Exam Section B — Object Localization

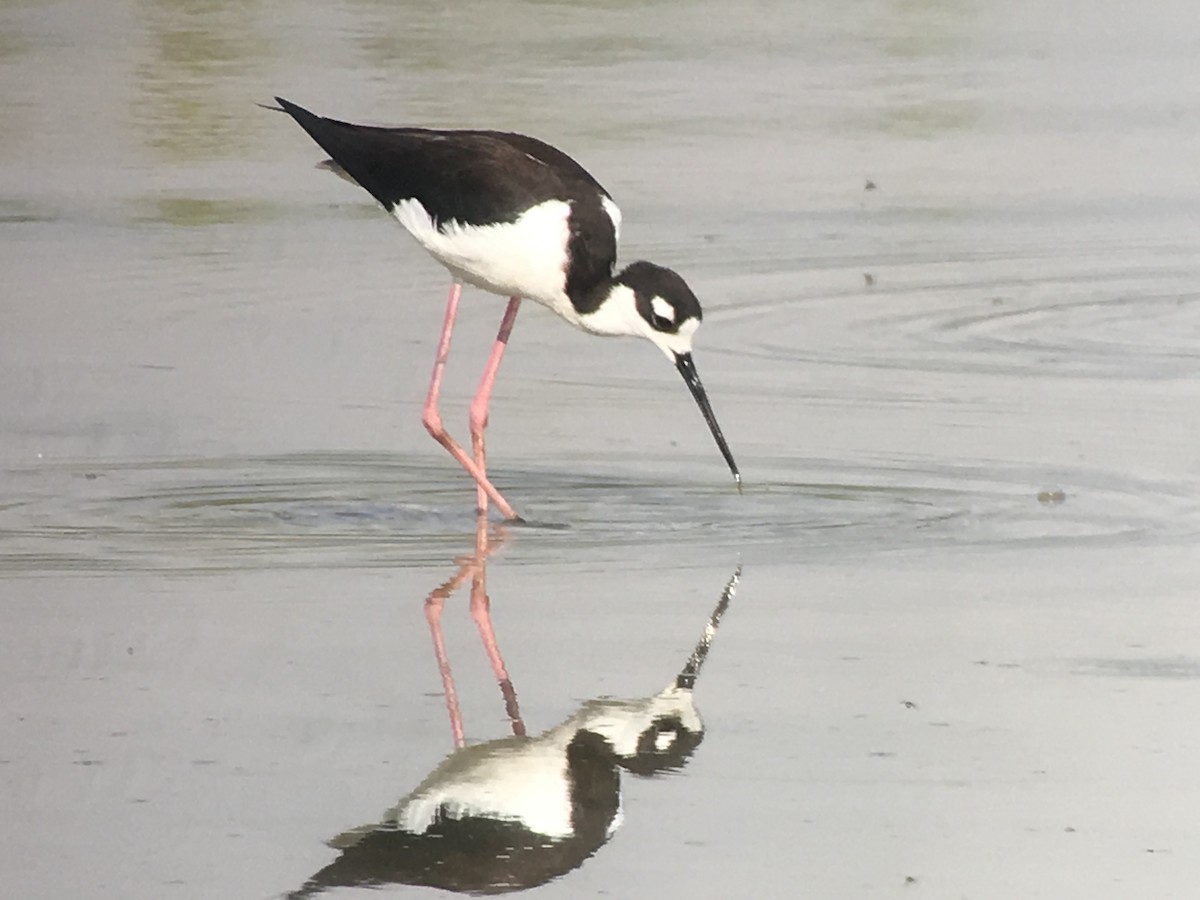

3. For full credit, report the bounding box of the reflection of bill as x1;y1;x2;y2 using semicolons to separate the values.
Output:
289;551;740;898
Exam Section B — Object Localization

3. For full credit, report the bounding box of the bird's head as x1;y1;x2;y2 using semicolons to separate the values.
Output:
580;260;702;357
579;261;740;489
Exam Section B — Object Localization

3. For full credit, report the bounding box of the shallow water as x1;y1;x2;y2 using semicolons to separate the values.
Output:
2;1;1199;898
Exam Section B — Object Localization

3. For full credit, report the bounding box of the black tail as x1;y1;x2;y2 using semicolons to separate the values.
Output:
271;97;408;211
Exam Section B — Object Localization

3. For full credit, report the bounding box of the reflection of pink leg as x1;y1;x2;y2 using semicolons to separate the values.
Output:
468;522;526;737
424;564;473;750
421;283;521;521
468;297;522;517
424;520;522;748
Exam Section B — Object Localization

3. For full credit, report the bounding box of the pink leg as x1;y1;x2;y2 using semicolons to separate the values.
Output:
421;284;522;521
468;510;526;737
468;297;522;516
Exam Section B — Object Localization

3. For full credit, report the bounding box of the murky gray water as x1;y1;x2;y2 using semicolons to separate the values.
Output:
2;1;1199;898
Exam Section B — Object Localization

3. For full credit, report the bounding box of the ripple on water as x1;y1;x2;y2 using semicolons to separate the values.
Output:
0;453;1194;574
0;455;484;574
725;244;1200;381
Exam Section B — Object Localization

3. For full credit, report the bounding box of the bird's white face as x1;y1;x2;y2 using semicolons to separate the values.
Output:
648;314;700;360
578;282;701;360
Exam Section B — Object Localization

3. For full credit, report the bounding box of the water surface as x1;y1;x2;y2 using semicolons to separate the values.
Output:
2;1;1199;898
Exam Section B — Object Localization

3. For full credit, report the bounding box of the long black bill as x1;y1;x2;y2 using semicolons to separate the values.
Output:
674;352;741;491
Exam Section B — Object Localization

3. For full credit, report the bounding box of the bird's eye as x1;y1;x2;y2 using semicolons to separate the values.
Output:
648;296;677;332
650;313;673;331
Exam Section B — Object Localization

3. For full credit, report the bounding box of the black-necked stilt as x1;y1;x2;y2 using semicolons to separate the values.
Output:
271;98;740;521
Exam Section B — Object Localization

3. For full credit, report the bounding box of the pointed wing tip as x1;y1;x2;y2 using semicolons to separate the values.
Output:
266;97;308;118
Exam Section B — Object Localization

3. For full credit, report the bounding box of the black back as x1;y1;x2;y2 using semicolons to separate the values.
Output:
275;98;620;304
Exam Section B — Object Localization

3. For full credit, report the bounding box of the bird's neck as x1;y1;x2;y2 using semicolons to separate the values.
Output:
575;270;643;339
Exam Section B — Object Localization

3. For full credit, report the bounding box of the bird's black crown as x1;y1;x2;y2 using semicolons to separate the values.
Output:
617;261;703;334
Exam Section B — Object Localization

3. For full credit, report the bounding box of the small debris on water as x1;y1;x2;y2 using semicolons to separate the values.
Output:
1037;489;1067;504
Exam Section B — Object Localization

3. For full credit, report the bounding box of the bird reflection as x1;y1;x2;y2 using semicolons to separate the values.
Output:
289;516;739;898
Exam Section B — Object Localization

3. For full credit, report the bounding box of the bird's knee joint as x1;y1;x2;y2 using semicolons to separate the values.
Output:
468;404;489;435
422;410;444;436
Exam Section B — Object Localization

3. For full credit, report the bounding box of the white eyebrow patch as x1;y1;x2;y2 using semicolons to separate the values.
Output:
651;296;676;323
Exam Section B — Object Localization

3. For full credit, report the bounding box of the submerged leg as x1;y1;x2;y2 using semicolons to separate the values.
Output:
420;283;522;521
468;297;522;516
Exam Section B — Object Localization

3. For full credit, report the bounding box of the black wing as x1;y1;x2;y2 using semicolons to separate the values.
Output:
275;97;610;229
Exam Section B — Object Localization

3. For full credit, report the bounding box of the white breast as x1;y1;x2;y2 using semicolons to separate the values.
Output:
392;197;577;320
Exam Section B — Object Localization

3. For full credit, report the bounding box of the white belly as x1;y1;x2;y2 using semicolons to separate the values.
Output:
392;197;578;320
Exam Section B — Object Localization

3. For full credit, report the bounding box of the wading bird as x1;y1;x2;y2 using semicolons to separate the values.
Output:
273;98;739;521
